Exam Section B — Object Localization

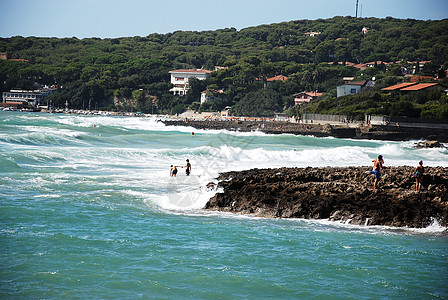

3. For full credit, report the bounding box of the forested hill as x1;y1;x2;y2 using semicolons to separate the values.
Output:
1;16;447;117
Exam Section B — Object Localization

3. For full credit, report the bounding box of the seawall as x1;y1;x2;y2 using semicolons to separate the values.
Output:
162;120;448;142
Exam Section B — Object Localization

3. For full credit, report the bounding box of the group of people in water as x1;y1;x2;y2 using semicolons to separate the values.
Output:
372;155;425;192
170;159;191;177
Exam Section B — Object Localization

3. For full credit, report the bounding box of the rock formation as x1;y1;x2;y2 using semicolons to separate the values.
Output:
205;166;448;228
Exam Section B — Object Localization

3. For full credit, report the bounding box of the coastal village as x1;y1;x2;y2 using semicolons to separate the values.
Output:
2;5;448;299
1;17;448;220
2;59;447;139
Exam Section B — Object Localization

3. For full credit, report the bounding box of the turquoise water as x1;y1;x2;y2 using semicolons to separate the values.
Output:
1;111;447;299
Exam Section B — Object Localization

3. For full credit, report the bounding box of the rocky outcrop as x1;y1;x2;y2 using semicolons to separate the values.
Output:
414;141;446;149
205;167;448;228
162;120;448;142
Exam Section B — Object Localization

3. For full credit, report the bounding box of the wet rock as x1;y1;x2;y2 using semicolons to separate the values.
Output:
205;166;448;228
414;140;445;149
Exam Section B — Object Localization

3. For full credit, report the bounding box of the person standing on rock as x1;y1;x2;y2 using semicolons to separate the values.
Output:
372;155;385;190
413;160;425;192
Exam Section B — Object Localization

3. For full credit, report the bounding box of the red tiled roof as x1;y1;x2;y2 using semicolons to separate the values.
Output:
294;91;323;97
9;58;31;62
349;81;367;86
366;61;384;65
169;69;212;74
266;75;288;81
400;83;439;91
405;75;437;82
353;64;368;70
381;82;417;91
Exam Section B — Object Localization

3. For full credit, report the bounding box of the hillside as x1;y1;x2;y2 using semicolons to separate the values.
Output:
1;16;447;117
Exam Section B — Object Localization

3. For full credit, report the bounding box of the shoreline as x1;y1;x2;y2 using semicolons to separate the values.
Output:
205;166;448;229
163;119;448;143
3;109;447;143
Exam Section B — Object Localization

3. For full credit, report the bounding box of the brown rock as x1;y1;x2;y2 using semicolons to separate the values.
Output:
205;166;448;228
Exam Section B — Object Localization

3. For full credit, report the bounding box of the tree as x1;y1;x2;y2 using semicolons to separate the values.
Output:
234;89;282;117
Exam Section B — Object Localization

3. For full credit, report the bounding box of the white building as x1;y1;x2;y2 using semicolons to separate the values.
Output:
2;87;56;107
336;80;374;97
200;89;223;104
169;69;212;96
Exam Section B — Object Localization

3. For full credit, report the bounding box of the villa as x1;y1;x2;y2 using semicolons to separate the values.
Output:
169;69;212;96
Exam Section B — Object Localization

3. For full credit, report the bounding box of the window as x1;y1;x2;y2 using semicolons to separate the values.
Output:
176;77;184;81
350;89;357;94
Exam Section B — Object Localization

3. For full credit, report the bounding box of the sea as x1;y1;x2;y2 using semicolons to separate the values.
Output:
1;110;447;299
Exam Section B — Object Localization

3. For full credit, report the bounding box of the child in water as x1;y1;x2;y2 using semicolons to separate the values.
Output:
170;165;178;177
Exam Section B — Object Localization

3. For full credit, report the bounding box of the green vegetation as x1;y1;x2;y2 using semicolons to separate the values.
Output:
1;16;447;117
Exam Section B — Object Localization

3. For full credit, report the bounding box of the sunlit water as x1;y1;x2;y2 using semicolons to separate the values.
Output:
1;111;447;299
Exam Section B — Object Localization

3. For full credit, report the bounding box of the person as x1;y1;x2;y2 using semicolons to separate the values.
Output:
372;155;385;190
185;159;191;176
170;165;178;177
413;160;424;192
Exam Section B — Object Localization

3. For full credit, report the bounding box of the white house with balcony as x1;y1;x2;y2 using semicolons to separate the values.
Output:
2;87;57;107
169;69;212;96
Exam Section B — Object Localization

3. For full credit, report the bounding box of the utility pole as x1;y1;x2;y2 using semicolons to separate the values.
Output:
356;0;359;18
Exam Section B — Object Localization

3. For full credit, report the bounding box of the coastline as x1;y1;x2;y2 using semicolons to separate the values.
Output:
4;109;447;143
162;119;448;142
205;166;448;229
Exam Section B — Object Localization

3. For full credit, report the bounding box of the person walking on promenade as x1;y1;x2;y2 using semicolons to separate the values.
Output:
372;155;385;190
413;160;425;192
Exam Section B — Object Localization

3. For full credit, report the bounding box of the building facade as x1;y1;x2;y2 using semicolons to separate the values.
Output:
293;91;322;105
336;80;374;97
169;69;212;96
2;87;56;107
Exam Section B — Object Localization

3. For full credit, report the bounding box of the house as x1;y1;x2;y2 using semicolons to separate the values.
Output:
405;75;438;82
200;89;224;104
274;113;289;121
381;82;418;91
365;61;385;68
293;91;323;105
304;32;321;37
337;80;374;97
343;77;355;83
221;106;232;117
399;83;441;92
330;61;368;70
381;82;445;96
0;52;30;62
2;87;57;108
169;69;212;96
265;75;288;87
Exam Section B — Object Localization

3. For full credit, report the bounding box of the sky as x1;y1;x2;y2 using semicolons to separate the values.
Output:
1;0;447;38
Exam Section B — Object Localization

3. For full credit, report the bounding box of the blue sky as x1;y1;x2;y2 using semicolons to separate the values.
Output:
1;0;447;38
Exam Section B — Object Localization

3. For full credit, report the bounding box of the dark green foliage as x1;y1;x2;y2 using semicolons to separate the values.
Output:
234;89;282;117
0;17;447;116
